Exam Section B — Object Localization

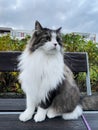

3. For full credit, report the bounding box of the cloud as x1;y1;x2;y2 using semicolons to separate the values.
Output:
0;0;98;40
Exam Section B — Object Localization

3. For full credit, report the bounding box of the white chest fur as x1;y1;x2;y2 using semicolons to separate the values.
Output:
18;50;65;103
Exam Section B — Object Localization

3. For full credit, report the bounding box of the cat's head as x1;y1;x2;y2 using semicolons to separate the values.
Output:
29;21;63;55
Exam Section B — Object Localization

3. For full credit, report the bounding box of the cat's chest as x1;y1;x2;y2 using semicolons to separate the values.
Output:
19;51;65;101
29;51;64;77
21;50;65;87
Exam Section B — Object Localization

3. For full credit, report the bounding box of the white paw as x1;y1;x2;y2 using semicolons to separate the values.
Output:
62;113;78;120
19;111;33;122
34;113;46;122
47;108;57;119
62;105;83;120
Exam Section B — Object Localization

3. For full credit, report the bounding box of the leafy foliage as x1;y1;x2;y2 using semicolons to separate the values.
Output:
0;34;30;51
0;72;22;93
62;33;98;92
0;34;30;93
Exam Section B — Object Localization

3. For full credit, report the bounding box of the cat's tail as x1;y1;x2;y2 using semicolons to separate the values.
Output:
80;94;98;110
62;95;98;120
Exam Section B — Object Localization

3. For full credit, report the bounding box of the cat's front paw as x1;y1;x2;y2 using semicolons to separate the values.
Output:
19;111;33;122
34;113;46;122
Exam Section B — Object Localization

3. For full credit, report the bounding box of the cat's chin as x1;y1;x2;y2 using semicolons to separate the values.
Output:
41;47;61;55
44;49;59;55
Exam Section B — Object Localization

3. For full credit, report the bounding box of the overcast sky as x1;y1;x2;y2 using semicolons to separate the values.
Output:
0;0;98;41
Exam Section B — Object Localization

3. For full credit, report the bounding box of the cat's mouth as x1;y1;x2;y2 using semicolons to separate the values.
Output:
44;46;60;55
51;46;57;50
48;45;59;52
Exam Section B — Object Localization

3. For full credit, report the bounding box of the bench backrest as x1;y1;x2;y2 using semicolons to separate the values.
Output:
64;52;88;73
0;51;91;95
0;51;21;72
0;51;87;72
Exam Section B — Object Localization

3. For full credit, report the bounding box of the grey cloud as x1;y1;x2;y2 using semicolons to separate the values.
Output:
0;0;98;38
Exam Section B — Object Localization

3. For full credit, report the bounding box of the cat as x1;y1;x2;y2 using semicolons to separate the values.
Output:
18;21;82;122
18;21;98;123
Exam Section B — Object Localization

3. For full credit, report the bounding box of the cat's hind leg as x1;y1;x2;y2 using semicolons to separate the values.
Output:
47;107;61;119
62;105;82;120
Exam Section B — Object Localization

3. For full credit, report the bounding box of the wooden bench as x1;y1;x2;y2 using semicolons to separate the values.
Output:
1;51;97;130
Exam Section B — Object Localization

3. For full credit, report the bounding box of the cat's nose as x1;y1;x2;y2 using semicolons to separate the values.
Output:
54;43;57;46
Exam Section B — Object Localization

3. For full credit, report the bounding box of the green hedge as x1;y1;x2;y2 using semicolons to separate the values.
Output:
0;34;30;93
63;33;98;92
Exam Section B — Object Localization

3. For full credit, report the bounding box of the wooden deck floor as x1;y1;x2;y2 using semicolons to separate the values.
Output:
0;99;98;130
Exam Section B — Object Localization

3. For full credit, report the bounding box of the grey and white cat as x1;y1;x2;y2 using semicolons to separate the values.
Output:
18;21;97;123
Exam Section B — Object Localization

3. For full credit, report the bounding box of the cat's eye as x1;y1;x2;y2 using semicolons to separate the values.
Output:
46;36;51;41
56;37;61;42
56;37;62;46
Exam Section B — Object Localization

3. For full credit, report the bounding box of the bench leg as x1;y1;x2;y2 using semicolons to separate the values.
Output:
86;72;92;96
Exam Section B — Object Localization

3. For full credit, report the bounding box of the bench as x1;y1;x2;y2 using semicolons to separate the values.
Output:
0;51;96;130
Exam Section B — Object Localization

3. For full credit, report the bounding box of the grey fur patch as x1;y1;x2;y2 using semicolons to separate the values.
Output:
51;71;80;113
81;95;98;110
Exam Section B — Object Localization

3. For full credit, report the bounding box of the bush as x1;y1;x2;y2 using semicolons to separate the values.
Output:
0;34;30;51
0;72;22;93
63;33;98;92
0;34;30;93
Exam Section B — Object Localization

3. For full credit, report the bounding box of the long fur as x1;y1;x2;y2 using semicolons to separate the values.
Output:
18;21;83;122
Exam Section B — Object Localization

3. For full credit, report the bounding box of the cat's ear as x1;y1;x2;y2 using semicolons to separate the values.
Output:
56;27;62;33
35;21;43;31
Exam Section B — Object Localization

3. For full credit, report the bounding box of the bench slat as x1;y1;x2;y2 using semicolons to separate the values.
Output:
0;99;25;112
64;52;87;72
0;114;86;130
0;51;88;73
0;51;21;72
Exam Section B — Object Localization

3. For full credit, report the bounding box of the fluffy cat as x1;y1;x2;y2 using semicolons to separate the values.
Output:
18;21;83;122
